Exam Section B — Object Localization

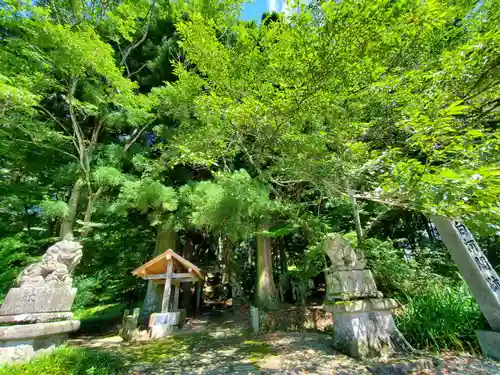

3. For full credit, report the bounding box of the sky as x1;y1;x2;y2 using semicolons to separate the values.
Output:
241;0;288;21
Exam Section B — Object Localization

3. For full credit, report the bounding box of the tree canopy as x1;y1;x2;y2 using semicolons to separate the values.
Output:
0;0;498;322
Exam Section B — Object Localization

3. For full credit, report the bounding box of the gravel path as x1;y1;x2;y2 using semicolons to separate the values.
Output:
72;311;500;375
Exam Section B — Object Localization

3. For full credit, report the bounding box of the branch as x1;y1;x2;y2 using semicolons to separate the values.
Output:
352;193;408;208
360;208;402;241
0;129;79;162
123;117;156;152
127;62;148;78
117;43;130;76
67;78;90;175
120;0;156;69
38;106;72;136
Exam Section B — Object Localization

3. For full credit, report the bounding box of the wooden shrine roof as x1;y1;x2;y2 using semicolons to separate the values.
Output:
132;249;203;280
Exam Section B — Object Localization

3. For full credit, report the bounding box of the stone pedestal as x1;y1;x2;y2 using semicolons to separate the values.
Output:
0;286;80;363
325;270;380;301
0;319;80;364
0;240;83;364
0;287;77;315
323;234;412;359
149;311;186;339
325;299;411;358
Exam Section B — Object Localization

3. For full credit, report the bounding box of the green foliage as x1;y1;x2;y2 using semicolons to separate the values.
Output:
92;167;126;188
0;346;125;375
0;0;499;357
360;237;437;296
112;178;178;216
0;236;39;301
73;276;102;309
165;0;500;233
73;303;126;321
39;200;70;219
181;170;273;240
396;282;484;351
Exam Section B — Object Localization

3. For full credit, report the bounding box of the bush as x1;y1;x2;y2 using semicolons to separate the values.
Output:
0;346;125;375
0;236;41;302
73;276;102;310
395;281;485;351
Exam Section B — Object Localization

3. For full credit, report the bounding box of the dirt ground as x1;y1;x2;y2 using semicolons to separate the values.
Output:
70;309;500;375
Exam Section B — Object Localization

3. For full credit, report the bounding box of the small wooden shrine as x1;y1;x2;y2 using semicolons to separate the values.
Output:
132;249;204;338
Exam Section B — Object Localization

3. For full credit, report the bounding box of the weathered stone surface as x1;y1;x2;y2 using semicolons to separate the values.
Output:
0;320;80;341
325;298;398;315
330;309;412;359
0;312;72;324
149;312;181;327
120;308;140;342
432;216;500;331
17;240;82;288
0;287;77;315
324;233;366;270
0;334;68;364
325;270;379;301
476;330;500;361
151;324;178;339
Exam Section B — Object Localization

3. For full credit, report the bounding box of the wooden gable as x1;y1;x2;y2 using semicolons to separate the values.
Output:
132;249;203;280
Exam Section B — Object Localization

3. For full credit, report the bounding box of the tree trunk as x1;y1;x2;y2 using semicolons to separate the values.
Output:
182;235;195;313
278;237;289;302
60;178;84;240
141;226;177;320
255;224;279;310
81;186;103;237
344;179;363;243
219;236;243;301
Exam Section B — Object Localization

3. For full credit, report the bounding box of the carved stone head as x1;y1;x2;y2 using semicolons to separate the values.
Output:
17;240;83;288
324;233;366;271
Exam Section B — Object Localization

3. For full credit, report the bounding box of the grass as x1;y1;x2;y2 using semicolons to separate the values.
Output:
0;332;275;375
395;282;484;351
74;303;129;335
0;346;125;375
73;303;127;321
116;332;275;366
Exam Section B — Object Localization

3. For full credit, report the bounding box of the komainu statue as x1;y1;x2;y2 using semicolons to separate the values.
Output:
17;241;83;288
324;233;367;270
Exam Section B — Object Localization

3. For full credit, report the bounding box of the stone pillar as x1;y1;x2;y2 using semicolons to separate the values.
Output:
322;234;412;359
432;216;500;360
119;308;140;342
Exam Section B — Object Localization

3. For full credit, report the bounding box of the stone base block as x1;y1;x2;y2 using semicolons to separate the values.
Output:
325;298;399;315
0;320;80;364
477;330;500;361
0;320;80;341
151;324;179;339
0;287;76;315
328;306;412;359
148;312;182;327
0;334;68;364
325;270;380;301
149;312;185;339
0;312;73;324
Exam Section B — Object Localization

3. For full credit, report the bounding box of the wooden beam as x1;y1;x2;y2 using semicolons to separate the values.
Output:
173;285;180;311
161;259;173;313
196;280;204;314
143;273;196;280
152;277;198;284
